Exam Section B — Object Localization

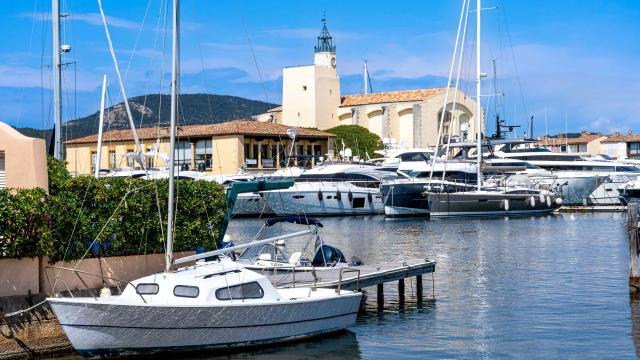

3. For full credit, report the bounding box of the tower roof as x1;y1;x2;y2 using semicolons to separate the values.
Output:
314;16;336;53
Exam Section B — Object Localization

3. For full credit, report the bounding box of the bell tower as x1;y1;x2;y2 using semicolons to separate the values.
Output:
282;16;341;130
314;16;337;69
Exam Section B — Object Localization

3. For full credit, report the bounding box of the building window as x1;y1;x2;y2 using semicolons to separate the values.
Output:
0;151;6;189
126;149;135;167
195;139;213;169
302;85;307;91
175;141;192;168
629;142;640;156
109;150;116;169
91;151;98;173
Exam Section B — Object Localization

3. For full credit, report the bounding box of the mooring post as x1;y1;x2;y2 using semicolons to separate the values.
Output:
398;279;405;306
416;275;423;303
377;283;384;311
629;203;640;292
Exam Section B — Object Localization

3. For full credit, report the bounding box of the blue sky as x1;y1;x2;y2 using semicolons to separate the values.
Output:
1;0;638;137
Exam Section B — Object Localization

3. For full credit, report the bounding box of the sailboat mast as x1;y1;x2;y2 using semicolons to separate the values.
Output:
95;75;107;179
363;60;369;94
475;0;483;190
166;0;179;272
52;0;63;160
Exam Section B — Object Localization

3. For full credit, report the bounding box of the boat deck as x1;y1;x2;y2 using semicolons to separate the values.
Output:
265;258;436;291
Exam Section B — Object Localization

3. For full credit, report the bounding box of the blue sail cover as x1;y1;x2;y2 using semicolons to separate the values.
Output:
265;216;323;227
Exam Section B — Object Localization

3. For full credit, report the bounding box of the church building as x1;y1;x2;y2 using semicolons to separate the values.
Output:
256;18;481;149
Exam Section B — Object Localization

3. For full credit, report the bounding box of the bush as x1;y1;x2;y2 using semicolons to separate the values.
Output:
325;125;384;160
0;157;226;261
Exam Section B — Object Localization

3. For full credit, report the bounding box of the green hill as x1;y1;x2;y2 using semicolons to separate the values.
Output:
16;93;275;146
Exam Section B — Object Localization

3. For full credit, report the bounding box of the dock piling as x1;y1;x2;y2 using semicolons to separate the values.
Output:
377;284;384;311
398;279;405;306
629;203;640;292
416;275;423;303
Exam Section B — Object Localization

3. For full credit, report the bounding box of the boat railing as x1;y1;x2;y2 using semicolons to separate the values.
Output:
336;268;361;294
43;265;147;303
293;177;381;189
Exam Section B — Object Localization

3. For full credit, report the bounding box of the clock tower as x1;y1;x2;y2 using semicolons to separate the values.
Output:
314;16;337;68
282;16;341;130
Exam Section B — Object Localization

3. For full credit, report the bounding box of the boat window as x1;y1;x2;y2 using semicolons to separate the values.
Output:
292;195;305;199
174;285;200;298
399;152;430;162
352;197;365;208
136;283;159;295
216;282;264;301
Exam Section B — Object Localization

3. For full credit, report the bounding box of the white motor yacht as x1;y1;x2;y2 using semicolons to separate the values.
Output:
497;147;640;205
261;164;397;216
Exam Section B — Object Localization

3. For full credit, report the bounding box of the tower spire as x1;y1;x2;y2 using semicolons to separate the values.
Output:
315;15;336;53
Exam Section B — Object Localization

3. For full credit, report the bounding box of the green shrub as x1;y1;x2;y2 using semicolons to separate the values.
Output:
0;157;226;261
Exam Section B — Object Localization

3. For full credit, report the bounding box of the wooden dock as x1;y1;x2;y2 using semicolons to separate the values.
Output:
560;205;626;212
265;258;436;308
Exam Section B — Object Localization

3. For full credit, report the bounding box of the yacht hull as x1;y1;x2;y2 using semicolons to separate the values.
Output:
427;192;560;217
261;183;383;216
585;173;637;206
232;192;274;216
381;182;430;217
381;180;474;217
49;293;361;357
550;173;601;206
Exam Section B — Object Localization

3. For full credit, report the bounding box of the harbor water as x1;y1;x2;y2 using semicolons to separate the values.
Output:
219;212;633;359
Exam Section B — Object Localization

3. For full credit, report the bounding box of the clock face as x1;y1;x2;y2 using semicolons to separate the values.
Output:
331;57;336;68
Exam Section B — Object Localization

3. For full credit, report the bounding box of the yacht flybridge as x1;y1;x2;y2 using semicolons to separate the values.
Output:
47;1;361;356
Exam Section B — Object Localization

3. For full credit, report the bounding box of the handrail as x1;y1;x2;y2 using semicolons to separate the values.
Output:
43;265;146;303
336;268;361;294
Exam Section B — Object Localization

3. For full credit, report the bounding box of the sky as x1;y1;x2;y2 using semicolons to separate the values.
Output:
0;0;638;137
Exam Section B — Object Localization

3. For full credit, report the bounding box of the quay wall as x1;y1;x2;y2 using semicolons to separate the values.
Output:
0;252;194;298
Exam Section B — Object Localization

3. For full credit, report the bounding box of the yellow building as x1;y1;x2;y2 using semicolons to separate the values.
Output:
256;18;480;148
65;120;334;176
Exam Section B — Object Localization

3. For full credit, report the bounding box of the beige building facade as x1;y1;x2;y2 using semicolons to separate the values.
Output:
0;121;48;191
256;19;480;148
65;120;334;176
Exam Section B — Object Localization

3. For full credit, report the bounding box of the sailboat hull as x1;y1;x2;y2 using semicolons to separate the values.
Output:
427;191;561;217
49;293;361;357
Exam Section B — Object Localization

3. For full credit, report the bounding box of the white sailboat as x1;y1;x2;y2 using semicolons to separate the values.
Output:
47;1;361;356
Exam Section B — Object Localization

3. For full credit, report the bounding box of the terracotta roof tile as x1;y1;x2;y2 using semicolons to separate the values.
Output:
539;133;606;146
65;119;334;144
601;134;640;143
340;88;447;107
